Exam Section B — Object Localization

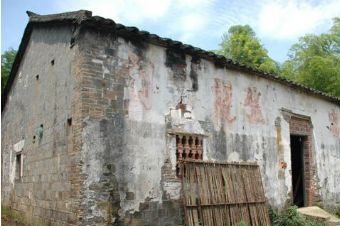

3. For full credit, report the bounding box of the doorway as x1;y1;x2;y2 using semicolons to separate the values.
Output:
290;135;305;207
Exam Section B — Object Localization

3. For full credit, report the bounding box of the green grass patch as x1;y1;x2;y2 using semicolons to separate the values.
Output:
269;206;327;226
1;206;34;226
335;208;340;218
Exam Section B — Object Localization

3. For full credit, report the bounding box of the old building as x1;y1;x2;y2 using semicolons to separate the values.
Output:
1;10;340;226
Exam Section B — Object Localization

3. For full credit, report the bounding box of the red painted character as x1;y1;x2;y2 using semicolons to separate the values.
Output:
212;78;236;129
244;87;264;124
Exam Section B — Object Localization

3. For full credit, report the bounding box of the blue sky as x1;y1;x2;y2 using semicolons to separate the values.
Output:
2;0;340;63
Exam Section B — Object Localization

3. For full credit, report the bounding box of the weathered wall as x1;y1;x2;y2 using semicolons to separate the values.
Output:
3;22;339;226
1;25;82;225
76;29;184;226
77;28;340;225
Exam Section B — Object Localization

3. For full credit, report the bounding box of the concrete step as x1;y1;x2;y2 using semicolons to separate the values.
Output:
297;206;340;226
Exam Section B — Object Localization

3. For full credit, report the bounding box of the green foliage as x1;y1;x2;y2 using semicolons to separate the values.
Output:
1;206;34;226
1;48;17;93
336;208;340;218
269;206;327;226
270;206;305;226
236;221;248;226
216;25;279;74
281;17;340;97
216;19;340;97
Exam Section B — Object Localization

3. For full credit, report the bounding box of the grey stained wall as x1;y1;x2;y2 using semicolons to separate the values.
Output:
76;28;340;226
2;23;340;226
1;25;81;225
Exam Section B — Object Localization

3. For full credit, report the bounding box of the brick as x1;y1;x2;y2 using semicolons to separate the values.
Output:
289;117;317;206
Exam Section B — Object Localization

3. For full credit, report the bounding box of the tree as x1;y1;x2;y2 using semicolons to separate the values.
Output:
281;18;340;97
216;25;279;74
1;48;17;93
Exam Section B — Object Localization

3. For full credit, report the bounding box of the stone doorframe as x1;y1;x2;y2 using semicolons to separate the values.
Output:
281;108;318;206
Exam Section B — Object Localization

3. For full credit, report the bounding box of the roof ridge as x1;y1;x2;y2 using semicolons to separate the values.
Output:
27;10;92;23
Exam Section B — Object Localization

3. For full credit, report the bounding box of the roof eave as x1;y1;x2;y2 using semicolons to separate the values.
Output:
2;10;340;113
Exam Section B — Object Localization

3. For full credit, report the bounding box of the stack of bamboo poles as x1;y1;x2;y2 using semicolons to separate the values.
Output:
181;160;270;226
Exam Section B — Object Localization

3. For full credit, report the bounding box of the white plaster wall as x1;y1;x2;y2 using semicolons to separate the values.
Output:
113;38;340;210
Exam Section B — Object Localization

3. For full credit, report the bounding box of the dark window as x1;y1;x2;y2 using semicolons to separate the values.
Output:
15;153;22;180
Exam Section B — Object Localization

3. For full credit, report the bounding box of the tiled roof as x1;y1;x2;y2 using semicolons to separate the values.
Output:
2;10;339;111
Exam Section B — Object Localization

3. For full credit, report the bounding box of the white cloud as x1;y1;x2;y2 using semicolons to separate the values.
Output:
175;13;208;41
170;0;216;41
54;0;220;47
54;0;219;46
257;0;340;40
54;0;172;24
52;0;340;55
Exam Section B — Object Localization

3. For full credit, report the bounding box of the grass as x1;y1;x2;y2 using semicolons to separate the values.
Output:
236;221;248;226
2;205;337;226
269;206;327;226
336;208;340;218
1;206;34;226
236;206;328;226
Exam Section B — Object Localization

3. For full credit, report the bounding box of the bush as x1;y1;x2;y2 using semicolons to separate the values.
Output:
1;206;34;226
336;208;340;218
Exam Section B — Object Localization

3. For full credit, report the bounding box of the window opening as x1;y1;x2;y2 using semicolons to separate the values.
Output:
15;153;23;180
176;134;203;177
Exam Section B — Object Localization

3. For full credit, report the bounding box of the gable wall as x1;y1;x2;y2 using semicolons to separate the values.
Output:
1;25;82;225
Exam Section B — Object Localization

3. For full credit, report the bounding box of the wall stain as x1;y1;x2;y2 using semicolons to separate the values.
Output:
125;50;154;110
275;117;285;179
165;49;187;81
244;87;264;124
212;78;236;131
124;36;148;58
212;124;227;160
328;109;339;138
189;56;200;91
